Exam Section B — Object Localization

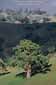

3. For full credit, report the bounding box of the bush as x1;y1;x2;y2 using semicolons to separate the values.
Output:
0;59;7;71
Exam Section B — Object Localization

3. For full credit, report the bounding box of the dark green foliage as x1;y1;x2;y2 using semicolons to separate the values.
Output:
13;39;49;71
0;59;7;71
6;56;17;67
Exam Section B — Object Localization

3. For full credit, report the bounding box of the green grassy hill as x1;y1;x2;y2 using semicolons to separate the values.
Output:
0;57;56;85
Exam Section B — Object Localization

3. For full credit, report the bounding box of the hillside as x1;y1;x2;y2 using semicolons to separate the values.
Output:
0;22;56;58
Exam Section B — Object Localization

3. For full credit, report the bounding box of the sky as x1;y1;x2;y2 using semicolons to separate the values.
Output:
0;0;56;15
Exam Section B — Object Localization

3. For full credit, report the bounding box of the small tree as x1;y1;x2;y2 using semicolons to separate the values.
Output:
13;39;49;73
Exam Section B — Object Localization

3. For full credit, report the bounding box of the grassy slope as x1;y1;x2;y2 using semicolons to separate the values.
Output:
0;57;56;85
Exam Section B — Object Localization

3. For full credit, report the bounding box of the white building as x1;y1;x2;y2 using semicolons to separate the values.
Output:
27;13;49;23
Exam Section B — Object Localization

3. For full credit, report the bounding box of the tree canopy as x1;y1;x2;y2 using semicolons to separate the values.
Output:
13;39;49;69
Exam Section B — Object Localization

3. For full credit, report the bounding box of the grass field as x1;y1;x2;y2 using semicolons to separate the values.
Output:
0;57;56;85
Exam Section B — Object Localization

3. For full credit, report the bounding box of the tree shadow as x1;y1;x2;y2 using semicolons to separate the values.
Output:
31;64;52;76
41;64;52;74
0;72;10;76
16;72;25;78
15;64;52;78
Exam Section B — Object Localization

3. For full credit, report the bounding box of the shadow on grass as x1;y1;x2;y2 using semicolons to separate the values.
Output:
16;64;52;78
16;72;25;78
31;64;52;76
41;64;52;74
0;72;10;76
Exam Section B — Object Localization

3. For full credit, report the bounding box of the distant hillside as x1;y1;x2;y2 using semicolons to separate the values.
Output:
0;22;56;58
